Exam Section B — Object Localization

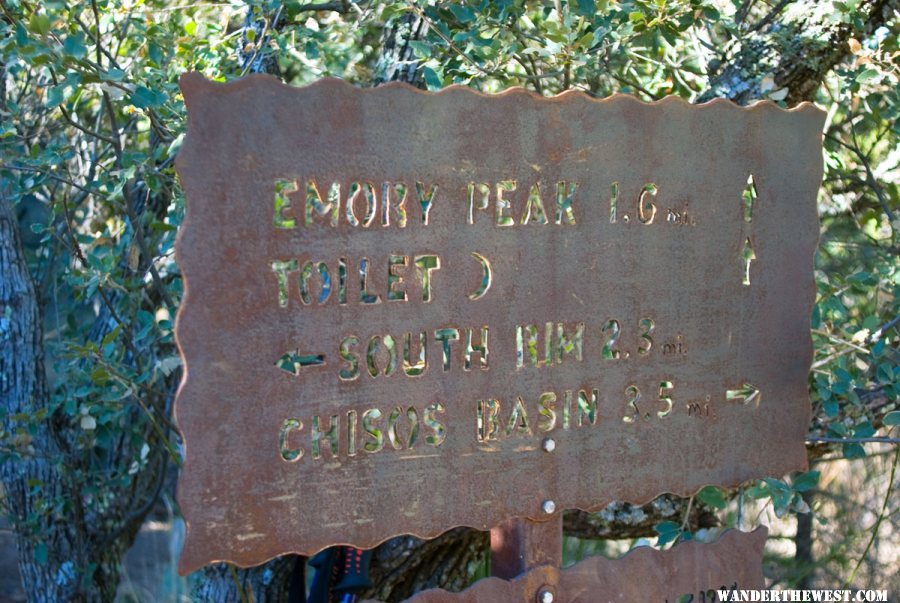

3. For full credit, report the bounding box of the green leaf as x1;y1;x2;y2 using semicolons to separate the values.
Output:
449;5;475;23
184;19;198;36
856;68;879;83
380;4;410;21
104;68;126;82
702;6;721;20
792;470;820;492
130;85;164;110
35;542;48;565
63;33;87;59
843;442;866;459
90;366;110;386
409;40;431;59
654;521;680;546
883;411;900;427
422;66;442;91
853;420;875;438
28;14;51;36
46;85;66;109
696;486;727;509
575;0;596;18
876;362;893;384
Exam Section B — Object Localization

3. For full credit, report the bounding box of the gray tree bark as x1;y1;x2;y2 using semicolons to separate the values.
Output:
1;191;131;601
700;0;896;105
0;50;144;600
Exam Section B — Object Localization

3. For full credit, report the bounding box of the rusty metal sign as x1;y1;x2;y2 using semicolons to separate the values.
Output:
391;528;767;603
174;73;822;573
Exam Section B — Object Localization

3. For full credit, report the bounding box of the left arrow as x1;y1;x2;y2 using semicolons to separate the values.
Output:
275;350;326;376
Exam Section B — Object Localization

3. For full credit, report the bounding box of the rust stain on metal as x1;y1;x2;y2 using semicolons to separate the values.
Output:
174;72;823;573
392;528;767;603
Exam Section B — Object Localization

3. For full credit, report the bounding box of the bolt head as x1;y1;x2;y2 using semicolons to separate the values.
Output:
541;438;556;453
541;500;556;514
538;589;554;603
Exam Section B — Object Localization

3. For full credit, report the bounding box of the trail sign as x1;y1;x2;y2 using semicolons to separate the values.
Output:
174;73;822;573
388;528;767;603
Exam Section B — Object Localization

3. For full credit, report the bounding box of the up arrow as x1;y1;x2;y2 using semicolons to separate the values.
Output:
726;384;761;407
275;350;326;376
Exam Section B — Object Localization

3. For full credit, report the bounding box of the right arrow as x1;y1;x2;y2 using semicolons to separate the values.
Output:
726;384;761;407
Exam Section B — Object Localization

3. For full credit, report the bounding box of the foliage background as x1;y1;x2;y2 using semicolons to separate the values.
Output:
0;0;897;600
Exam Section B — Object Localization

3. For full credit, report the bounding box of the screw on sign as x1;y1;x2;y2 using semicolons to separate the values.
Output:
173;73;822;597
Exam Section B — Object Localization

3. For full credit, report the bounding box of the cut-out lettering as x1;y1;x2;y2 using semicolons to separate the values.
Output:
537;392;557;432
556;321;584;363
495;180;516;227
726;384;760;407
359;257;381;304
516;324;539;368
305;180;340;227
415;182;438;225
362;409;384;453
382;182;408;228
434;327;460;371
609;181;619;224
311;415;339;459
467;183;491;224
742;237;756;286
387;254;408;302
424;403;446;446
279;418;303;462
602;319;621;359
271;259;298;307
622;385;641;423
339;336;360;381
346;182;378;227
414;254;440;302
337;258;347;304
366;334;398;377
299;261;331;305
638;317;654;355
477;399;502;442
522;182;548;225
463;326;489;371
403;331;427;377
274;179;298;229
347;410;358;456
638;183;657;224
657;381;674;418
743;174;757;223
467;252;492;301
576;389;599;426
555;181;577;224
505;397;532;437
275;350;326;376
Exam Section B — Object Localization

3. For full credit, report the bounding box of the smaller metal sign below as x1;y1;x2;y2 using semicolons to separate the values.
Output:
383;528;766;603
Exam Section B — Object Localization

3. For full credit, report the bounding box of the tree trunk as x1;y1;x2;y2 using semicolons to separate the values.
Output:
700;0;895;105
1;193;120;601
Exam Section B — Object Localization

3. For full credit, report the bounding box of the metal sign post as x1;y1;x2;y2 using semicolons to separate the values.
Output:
490;516;562;581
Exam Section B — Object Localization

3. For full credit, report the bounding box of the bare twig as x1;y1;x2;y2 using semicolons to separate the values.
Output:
844;445;899;587
806;437;900;445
